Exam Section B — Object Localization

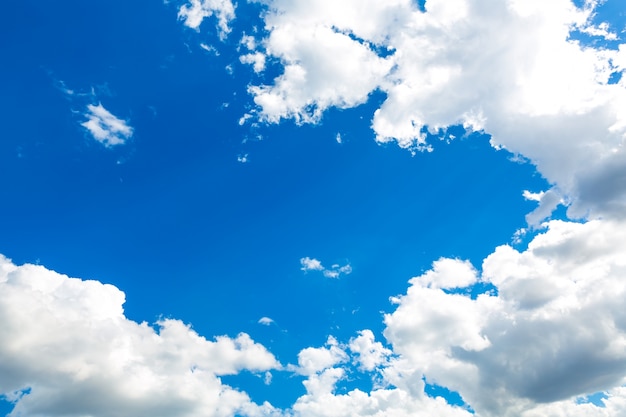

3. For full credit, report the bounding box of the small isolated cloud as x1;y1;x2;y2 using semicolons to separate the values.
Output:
237;153;249;163
81;103;133;148
258;317;274;326
300;257;352;279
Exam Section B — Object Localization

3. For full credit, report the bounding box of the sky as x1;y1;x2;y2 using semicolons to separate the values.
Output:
1;0;626;416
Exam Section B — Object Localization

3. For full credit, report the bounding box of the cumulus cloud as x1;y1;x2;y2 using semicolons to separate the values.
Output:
348;330;391;372
289;332;474;417
236;0;626;221
265;218;626;417
177;0;235;39
81;103;133;147
0;254;280;417
4;220;626;417
300;257;352;279
383;218;626;416
293;336;348;376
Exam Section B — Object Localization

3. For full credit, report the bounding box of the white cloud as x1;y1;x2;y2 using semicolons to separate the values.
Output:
81;103;133;148
294;336;348;376
244;0;626;220
579;21;619;41
300;257;324;272
300;257;352;279
0;254;280;417
382;218;626;416
177;0;235;39
290;334;474;417
269;217;626;417
258;317;274;326
240;52;267;73
5;220;626;417
200;42;220;56
348;330;391;372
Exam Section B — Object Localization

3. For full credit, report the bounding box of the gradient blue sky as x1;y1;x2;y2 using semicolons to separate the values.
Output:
2;1;626;416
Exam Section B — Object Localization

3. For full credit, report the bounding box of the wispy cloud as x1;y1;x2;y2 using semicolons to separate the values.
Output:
81;103;133;148
177;0;235;39
300;257;352;279
257;317;274;326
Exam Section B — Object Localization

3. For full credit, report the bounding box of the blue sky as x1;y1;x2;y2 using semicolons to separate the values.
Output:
2;1;626;416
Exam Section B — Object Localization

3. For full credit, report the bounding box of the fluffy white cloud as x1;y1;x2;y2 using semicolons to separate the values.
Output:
278;218;626;417
348;330;391;372
233;0;626;221
81;103;133;147
240;52;267;73
294;336;348;377
383;218;626;416
300;257;324;272
300;257;352;279
4;221;626;417
178;0;235;38
289;333;473;417
0;254;280;417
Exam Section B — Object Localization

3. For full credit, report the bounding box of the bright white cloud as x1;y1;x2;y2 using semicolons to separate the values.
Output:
4;217;626;417
294;336;348;376
81;103;133;148
348;330;391;372
290;333;474;417
178;0;235;39
240;52;267;73
383;218;626;416
300;257;324;272
275;217;626;417
300;257;352;279
237;0;626;221
0;254;280;417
